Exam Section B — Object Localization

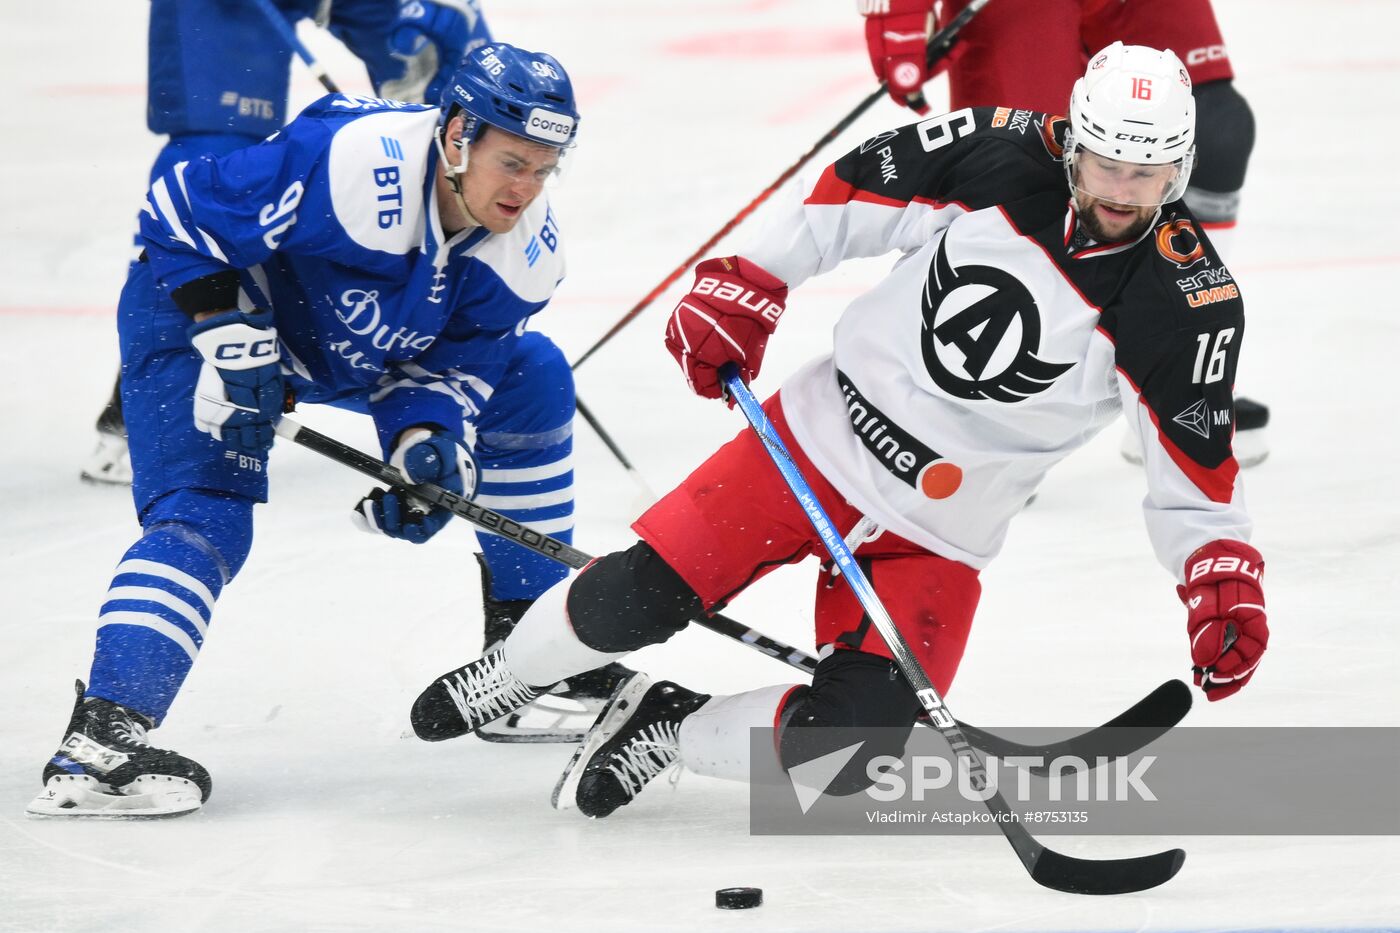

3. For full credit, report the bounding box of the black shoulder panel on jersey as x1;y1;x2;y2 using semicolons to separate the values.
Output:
1104;210;1246;477
993;195;1247;494
828;107;1067;212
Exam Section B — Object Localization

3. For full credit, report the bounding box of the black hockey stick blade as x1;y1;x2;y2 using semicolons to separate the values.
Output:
995;806;1186;895
1025;833;1186;895
955;679;1192;774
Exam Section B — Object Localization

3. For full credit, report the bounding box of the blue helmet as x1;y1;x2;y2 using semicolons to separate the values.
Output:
439;43;579;148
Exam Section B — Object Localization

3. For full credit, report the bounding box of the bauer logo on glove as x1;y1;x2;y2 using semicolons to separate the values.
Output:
665;256;788;400
1179;539;1268;701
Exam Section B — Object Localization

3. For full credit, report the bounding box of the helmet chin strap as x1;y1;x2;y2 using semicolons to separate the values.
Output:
435;130;483;230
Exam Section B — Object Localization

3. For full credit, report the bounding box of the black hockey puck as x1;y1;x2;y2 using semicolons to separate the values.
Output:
715;887;763;910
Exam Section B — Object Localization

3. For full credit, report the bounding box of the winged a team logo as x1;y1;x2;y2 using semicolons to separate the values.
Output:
920;235;1075;402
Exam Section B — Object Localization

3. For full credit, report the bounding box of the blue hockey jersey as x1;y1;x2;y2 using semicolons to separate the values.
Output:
138;94;566;452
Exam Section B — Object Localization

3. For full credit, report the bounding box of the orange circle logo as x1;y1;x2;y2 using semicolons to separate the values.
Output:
918;461;963;499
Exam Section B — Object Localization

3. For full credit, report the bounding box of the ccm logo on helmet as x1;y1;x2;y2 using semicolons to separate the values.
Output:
526;108;574;144
1115;132;1159;143
693;277;784;324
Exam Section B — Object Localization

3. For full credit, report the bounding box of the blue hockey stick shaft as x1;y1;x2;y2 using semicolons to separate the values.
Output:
717;366;969;737
717;363;1185;894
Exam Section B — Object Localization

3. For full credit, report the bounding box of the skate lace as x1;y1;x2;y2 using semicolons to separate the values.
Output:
108;709;149;746
606;721;682;797
446;651;538;725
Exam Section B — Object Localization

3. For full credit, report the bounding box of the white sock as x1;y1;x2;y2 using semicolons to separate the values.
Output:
501;575;629;689
678;683;800;782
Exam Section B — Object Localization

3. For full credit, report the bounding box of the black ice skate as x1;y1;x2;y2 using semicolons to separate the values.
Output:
469;554;638;744
552;674;710;818
1231;397;1270;468
27;681;211;819
411;649;545;741
80;375;132;486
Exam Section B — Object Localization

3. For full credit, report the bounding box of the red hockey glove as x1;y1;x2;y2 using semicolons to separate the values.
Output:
1179;540;1268;701
860;0;935;114
665;256;788;401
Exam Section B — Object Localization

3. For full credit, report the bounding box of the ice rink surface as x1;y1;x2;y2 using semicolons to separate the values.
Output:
3;1;1398;930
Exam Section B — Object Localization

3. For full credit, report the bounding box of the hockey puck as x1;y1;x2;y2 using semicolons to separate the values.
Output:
715;887;763;910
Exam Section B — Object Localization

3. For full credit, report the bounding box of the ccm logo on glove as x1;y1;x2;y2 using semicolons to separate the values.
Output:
210;337;278;363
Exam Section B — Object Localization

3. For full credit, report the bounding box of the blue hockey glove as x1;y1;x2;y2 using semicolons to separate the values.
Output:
380;0;487;103
353;428;480;544
187;309;283;456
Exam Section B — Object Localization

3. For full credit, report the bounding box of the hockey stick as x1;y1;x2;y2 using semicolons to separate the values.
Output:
274;418;816;673
574;396;658;504
249;0;341;94
719;364;1184;895
277;416;1191;766
568;0;991;372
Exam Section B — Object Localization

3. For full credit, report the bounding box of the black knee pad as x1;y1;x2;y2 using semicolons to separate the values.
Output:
565;540;703;652
777;650;924;796
1187;80;1255;219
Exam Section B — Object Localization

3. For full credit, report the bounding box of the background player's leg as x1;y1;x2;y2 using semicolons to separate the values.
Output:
941;0;1083;112
83;0;294;486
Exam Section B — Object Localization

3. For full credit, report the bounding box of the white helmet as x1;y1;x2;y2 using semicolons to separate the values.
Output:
1066;42;1196;204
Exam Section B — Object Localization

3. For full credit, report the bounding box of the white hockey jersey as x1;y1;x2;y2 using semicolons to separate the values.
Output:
745;107;1251;580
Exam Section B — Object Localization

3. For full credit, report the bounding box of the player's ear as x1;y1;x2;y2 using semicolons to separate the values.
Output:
447;114;467;150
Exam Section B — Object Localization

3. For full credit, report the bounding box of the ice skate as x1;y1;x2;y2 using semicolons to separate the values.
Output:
80;378;132;486
411;649;546;741
1231;397;1269;468
552;674;709;818
469;554;638;744
27;681;211;819
478;660;638;744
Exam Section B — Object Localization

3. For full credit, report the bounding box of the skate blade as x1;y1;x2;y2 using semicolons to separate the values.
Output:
551;672;654;813
79;434;133;486
1232;427;1269;468
476;693;606;745
26;774;202;820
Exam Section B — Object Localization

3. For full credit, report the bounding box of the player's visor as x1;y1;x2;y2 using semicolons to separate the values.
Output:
1067;147;1192;208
